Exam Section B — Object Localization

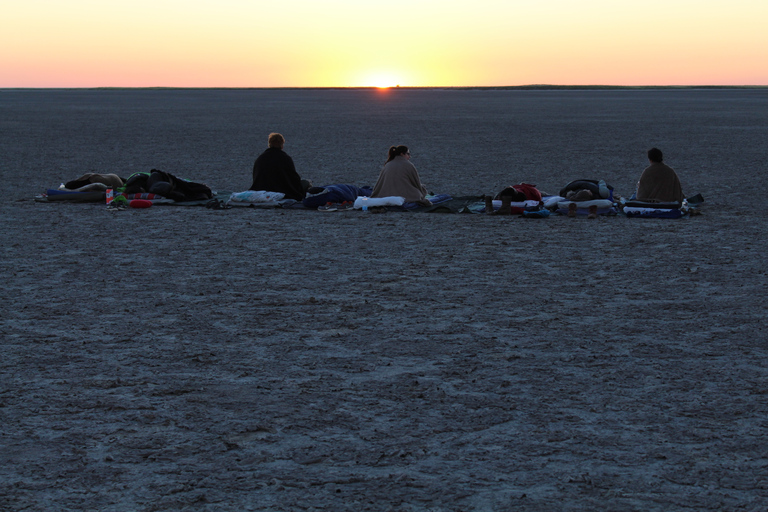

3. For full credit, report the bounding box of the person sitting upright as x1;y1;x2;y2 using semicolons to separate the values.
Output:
250;132;306;201
636;147;684;203
371;145;431;206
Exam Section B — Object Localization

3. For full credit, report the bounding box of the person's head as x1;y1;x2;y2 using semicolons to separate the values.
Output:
648;147;663;163
268;133;285;149
386;145;410;162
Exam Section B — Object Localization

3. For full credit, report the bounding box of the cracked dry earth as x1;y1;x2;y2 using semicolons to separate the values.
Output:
2;88;768;510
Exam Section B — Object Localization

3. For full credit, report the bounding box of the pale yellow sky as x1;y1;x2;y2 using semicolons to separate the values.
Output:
1;0;766;87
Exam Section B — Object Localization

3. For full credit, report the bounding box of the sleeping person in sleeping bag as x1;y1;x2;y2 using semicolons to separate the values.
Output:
303;184;373;208
494;183;542;202
559;179;614;202
485;182;543;214
65;173;124;190
123;170;212;202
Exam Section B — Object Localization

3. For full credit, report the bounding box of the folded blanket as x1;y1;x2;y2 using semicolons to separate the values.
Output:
542;195;565;209
227;190;286;205
353;196;405;209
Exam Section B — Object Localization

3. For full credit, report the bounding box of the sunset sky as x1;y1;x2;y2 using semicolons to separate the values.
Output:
1;0;766;87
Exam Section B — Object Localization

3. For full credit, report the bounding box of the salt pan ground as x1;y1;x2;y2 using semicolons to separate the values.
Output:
1;88;767;510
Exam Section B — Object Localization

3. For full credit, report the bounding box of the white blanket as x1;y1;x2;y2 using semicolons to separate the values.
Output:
353;196;405;209
227;190;285;205
492;199;540;209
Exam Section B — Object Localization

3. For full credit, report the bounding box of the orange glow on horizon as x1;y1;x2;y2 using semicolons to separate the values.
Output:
362;74;403;89
0;0;766;88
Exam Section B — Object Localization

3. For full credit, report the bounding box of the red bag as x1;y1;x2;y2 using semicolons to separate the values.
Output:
129;199;153;208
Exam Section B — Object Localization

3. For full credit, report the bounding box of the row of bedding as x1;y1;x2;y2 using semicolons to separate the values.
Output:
35;173;701;217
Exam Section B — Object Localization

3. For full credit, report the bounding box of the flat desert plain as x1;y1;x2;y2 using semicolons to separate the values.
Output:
1;88;767;511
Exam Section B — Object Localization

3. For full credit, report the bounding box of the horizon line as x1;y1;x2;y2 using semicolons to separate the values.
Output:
1;84;767;91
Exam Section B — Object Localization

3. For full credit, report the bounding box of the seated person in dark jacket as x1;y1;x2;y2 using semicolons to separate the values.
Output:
635;147;684;203
250;133;306;201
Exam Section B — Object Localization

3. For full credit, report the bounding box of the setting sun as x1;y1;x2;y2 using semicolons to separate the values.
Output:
359;72;404;89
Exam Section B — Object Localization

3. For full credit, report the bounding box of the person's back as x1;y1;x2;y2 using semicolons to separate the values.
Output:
250;133;305;201
371;145;431;206
636;148;684;203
